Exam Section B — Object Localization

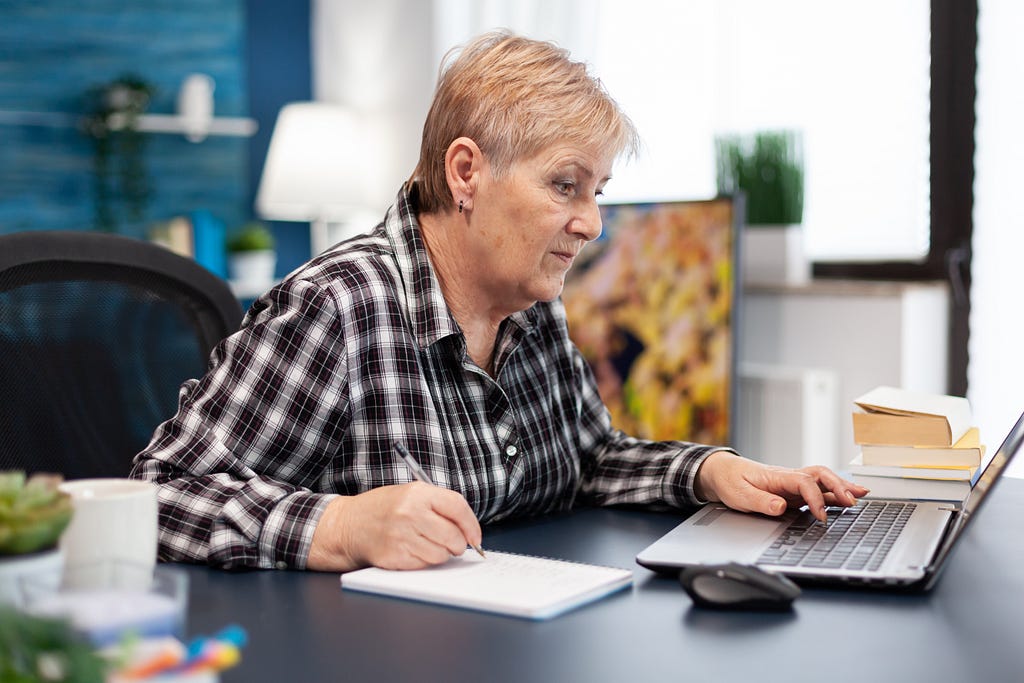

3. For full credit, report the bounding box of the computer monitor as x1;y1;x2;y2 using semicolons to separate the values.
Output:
562;197;742;445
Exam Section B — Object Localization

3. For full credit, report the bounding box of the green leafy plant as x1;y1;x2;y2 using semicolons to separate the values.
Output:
82;74;156;233
0;472;73;556
227;222;276;253
715;129;804;226
0;607;107;683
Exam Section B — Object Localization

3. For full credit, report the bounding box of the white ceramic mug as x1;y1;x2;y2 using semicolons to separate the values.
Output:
57;479;158;588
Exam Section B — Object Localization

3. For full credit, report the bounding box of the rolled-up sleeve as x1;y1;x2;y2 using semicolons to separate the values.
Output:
573;347;737;509
130;279;348;569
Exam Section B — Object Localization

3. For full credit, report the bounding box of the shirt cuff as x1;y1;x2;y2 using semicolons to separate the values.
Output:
258;490;339;570
663;447;739;507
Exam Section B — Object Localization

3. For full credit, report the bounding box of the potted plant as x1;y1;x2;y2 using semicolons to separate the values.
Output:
0;472;74;605
715;129;808;284
0;607;107;682
82;74;156;234
226;221;277;286
0;474;109;681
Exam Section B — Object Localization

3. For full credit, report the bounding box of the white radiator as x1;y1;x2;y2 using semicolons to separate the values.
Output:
735;363;840;471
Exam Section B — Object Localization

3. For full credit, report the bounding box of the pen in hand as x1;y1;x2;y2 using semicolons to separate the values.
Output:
393;441;486;559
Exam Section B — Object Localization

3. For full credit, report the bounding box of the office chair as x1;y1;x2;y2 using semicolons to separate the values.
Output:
0;231;244;479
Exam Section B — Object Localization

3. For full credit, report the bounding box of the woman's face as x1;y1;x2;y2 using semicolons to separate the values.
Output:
466;143;613;313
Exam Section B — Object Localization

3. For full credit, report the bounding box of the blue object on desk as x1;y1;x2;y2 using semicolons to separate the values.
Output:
186;624;248;654
191;210;227;278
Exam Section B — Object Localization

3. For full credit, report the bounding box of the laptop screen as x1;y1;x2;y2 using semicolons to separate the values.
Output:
929;409;1024;570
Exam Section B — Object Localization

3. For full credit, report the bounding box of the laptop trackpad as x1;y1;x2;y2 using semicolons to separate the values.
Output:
637;505;788;568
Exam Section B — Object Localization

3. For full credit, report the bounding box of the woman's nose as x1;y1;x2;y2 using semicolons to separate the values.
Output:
573;200;603;242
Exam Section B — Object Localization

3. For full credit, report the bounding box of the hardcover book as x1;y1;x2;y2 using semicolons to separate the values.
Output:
848;454;978;480
850;473;970;503
852;386;972;447
859;427;984;467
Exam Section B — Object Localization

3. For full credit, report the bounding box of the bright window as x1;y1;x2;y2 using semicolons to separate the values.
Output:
969;0;1024;476
591;0;931;262
435;0;931;262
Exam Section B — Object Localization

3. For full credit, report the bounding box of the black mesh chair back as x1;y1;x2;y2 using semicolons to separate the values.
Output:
0;231;243;479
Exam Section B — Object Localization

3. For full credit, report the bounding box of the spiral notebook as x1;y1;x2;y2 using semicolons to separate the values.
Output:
340;549;633;620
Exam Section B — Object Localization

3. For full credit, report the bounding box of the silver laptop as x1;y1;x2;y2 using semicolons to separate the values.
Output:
637;409;1024;590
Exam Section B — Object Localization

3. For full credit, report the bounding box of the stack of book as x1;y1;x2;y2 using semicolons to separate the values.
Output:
848;386;985;502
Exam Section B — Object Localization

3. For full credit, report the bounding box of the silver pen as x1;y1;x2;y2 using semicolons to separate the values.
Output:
393;441;486;559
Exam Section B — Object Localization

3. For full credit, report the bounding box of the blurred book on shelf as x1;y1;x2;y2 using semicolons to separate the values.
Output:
149;216;194;258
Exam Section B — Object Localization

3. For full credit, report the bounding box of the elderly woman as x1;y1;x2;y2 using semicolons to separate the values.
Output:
131;31;866;572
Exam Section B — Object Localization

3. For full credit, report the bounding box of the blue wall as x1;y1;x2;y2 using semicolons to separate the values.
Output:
245;0;312;275
0;0;312;276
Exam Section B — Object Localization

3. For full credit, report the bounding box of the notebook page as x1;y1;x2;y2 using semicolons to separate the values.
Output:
340;550;633;620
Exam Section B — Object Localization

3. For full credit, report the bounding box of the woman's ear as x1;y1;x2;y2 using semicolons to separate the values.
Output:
445;137;483;213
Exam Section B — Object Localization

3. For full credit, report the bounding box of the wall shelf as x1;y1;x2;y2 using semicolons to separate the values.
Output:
0;109;257;141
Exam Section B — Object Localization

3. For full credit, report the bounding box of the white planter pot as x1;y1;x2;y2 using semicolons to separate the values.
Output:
228;250;277;286
0;547;63;606
740;224;811;285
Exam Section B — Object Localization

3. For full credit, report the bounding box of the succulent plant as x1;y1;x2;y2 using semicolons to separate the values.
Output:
0;472;73;556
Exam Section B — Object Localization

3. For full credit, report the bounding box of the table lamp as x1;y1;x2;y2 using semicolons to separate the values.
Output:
255;102;376;257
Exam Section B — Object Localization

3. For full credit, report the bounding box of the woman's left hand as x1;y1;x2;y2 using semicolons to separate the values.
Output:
695;451;870;522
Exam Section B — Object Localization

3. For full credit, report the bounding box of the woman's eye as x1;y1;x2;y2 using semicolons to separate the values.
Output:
554;181;575;196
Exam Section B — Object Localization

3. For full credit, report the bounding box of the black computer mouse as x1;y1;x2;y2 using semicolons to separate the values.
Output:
679;562;801;611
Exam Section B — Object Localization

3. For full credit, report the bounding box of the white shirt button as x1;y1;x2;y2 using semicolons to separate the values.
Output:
275;561;288;570
505;444;518;457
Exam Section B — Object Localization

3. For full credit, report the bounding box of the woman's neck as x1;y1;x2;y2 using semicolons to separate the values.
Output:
419;212;504;375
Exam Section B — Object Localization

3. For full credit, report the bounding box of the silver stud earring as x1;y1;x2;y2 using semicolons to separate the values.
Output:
458;200;464;214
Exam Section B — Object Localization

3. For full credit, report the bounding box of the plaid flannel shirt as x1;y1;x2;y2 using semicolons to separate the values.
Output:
130;187;728;570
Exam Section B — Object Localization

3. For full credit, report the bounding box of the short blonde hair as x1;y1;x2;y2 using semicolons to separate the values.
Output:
409;31;639;214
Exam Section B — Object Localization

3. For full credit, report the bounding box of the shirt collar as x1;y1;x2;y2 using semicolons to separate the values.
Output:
384;185;537;350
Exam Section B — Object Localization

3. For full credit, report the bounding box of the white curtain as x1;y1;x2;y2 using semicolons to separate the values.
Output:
312;1;929;263
431;0;598;66
969;0;1024;476
437;0;930;262
311;0;437;213
311;0;596;213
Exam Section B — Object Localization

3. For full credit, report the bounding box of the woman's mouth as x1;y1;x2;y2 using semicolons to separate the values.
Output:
551;250;576;265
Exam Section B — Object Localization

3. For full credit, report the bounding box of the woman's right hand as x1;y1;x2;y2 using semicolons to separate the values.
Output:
306;482;483;572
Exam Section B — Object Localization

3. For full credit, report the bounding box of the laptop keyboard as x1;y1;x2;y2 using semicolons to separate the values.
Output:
757;500;917;571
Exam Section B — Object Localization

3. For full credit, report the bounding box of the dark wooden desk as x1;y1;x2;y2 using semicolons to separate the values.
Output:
180;478;1024;682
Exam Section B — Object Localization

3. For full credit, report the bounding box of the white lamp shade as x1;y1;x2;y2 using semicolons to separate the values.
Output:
255;102;373;223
